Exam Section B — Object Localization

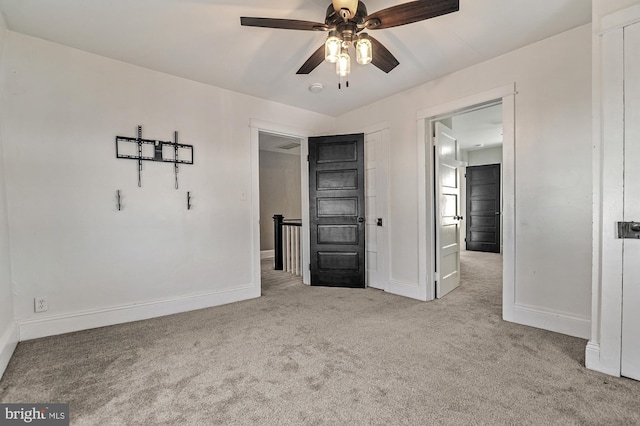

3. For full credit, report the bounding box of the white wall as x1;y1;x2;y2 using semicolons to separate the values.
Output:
466;146;503;167
0;14;18;379
0;31;334;340
334;25;593;338
259;150;301;251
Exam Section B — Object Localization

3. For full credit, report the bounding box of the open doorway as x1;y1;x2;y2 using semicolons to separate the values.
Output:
432;102;504;299
250;119;393;295
258;132;303;262
416;83;515;317
456;103;504;255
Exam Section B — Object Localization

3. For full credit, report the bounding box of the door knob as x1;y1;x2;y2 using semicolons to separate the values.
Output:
632;223;640;232
377;218;383;226
357;217;365;223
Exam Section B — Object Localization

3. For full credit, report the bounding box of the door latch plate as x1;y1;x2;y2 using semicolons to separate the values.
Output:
617;221;640;239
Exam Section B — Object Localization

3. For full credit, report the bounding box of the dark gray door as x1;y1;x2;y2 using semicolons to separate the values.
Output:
309;134;365;288
466;164;501;253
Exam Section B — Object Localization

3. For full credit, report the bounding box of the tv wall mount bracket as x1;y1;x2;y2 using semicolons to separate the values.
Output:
116;125;194;189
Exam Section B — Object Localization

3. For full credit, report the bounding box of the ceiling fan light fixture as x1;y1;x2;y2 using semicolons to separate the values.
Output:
336;47;351;77
355;33;372;65
325;30;341;63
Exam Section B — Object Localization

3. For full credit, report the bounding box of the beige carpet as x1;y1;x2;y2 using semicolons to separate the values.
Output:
1;251;640;425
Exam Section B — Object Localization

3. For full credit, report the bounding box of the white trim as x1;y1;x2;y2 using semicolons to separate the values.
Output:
249;119;314;286
586;342;622;377
301;136;310;285
416;83;516;312
361;123;391;294
590;5;640;379
417;118;432;301
501;92;516;322
18;285;258;341
589;24;627;378
417;84;517;120
599;4;640;35
513;304;591;339
387;279;422;300
363;121;391;135
260;249;274;260
0;321;18;379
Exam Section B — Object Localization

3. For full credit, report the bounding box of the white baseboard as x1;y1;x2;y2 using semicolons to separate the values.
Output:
18;284;260;341
0;321;18;379
260;250;274;260
512;304;591;339
585;341;622;377
387;279;425;301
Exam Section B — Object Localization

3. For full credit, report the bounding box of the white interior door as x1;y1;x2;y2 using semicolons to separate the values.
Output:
435;122;462;298
621;21;640;381
365;129;389;290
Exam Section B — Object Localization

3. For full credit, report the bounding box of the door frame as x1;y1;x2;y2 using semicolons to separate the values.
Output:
250;119;313;288
361;122;391;291
587;4;640;378
251;119;391;291
416;83;516;318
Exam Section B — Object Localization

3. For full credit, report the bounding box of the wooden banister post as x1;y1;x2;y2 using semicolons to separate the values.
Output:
273;214;284;270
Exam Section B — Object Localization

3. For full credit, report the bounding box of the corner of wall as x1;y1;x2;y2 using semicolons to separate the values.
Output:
0;7;17;381
0;320;18;379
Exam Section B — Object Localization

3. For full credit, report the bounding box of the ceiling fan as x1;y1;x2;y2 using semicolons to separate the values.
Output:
240;0;459;87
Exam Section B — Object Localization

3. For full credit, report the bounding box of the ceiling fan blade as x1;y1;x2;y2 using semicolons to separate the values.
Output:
365;0;459;30
369;36;399;73
296;45;326;74
240;17;328;31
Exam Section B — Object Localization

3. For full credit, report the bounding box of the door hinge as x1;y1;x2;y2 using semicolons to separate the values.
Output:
307;155;309;162
434;272;440;282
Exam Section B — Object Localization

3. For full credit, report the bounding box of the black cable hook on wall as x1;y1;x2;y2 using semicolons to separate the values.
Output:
116;190;122;211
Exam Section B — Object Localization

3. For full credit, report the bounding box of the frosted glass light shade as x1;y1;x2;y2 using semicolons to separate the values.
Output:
336;49;351;77
332;0;359;18
325;32;341;63
356;35;372;65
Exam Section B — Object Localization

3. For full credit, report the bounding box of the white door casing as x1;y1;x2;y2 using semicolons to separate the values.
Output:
621;20;640;381
434;122;463;298
587;4;640;379
365;129;389;290
416;84;515;307
250;119;313;288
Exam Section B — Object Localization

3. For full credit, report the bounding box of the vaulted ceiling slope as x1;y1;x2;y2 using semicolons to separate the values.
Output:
0;0;591;117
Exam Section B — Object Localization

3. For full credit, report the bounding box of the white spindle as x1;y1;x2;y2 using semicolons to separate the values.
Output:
281;223;302;277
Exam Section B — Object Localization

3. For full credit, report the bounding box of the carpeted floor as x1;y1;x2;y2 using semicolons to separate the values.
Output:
1;251;640;425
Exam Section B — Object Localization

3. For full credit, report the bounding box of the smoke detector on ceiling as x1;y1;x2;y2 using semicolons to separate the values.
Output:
309;83;324;93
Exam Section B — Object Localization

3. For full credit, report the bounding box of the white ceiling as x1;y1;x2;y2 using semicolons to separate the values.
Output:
0;0;591;117
259;132;302;155
453;103;503;151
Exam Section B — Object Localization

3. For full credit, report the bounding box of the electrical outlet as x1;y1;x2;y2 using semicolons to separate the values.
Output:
35;296;48;313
